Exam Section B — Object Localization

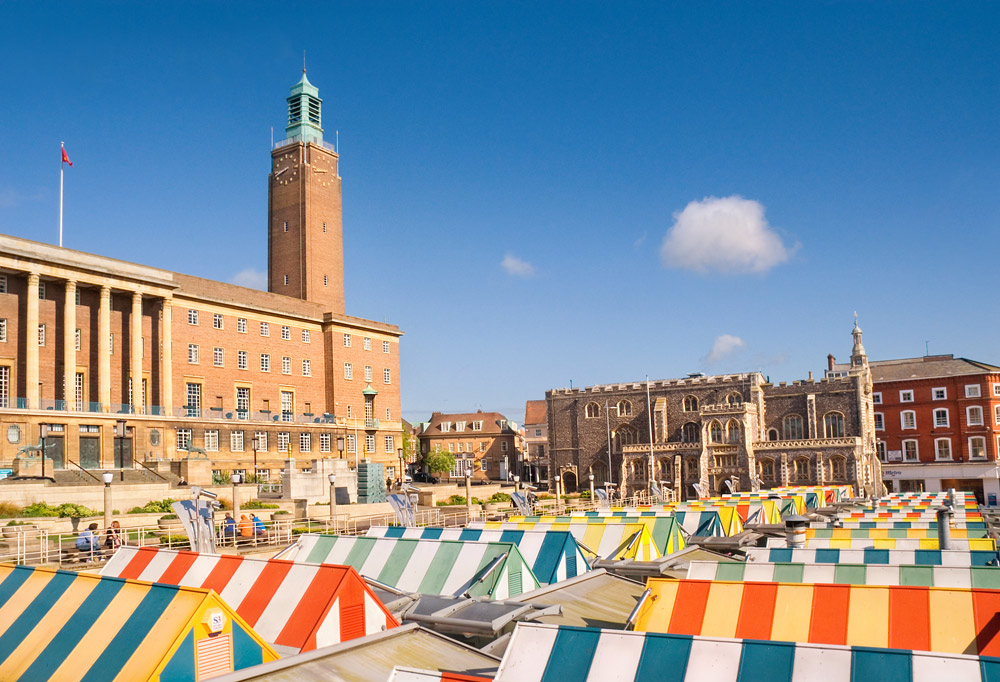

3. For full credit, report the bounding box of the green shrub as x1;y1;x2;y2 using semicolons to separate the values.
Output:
159;535;191;547
436;494;468;506
127;498;177;514
0;501;22;518
488;492;511;503
241;500;279;510
5;520;31;527
159;514;179;520
272;510;290;516
579;490;591;499
21;502;97;518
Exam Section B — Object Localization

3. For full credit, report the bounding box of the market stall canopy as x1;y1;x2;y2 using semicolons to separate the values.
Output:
288;534;540;599
688;560;1000;588
210;623;499;682
101;546;398;653
470;520;660;561
764;536;996;550
366;527;590;585
635;577;1000;656
804;527;989;539
0;563;277;682
494;622;997;682
747;547;1000;566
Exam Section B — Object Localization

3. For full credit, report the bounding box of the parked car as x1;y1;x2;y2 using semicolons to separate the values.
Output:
412;472;439;484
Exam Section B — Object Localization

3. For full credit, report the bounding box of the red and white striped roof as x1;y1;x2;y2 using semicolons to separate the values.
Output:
101;546;399;653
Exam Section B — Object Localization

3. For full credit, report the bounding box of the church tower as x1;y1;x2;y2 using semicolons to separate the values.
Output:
268;71;344;314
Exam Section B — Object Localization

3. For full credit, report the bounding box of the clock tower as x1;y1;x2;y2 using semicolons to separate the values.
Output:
268;70;344;314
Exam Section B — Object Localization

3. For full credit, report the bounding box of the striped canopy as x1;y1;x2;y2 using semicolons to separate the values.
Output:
558;513;687;553
365;527;590;585
586;501;781;525
0;563;277;682
494;622;999;682
635;577;1000;656
551;510;736;540
688;560;1000;589
711;493;807;516
471;521;660;560
839;511;983;521
811;520;987;530
747;547;1000;566
806;527;989;539
101;546;398;652
764;536;996;550
671;508;743;537
290;534;540;599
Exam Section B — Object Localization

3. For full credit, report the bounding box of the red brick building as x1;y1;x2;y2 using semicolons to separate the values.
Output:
858;354;1000;502
415;410;520;481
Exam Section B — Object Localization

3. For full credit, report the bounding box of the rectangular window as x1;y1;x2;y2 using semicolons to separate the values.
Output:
323;275;328;286
364;366;372;382
236;387;250;418
260;322;270;337
0;319;6;343
901;411;916;430
204;430;219;452
188;344;199;364
343;333;352;347
876;441;887;461
363;337;372;351
383;368;391;384
281;391;293;421
237;317;247;333
38;324;45;346
302;329;311;343
501;440;508;452
365;434;375;453
456;421;466;432
0;366;9;408
302;359;311;376
237;350;248;370
900;390;914;403
903;440;918;462
440;422;451;432
0;276;5;293
320;433;331;452
213;313;223;329
300;432;311;452
385;435;394;452
231;431;244;452
995;404;1000;425
188;309;198;325
282;356;291;374
346;405;352;418
472;421;483;431
932;387;947;400
386;408;391;420
177;428;192;450
213;347;224;367
482;459;490;471
457;442;464;453
968;406;984;426
74;328;81;351
38;281;45;299
281;325;291;340
873;413;884;430
994;383;1000;397
970;436;987;460
74;373;84;411
383;340;390;354
260;354;270;372
935;438;951;460
934;409;949;428
252;431;267;451
872;392;881;405
278;432;289;453
346;434;356;453
186;383;202;417
75;289;81;305
344;362;353;380
966;384;982;398
109;333;114;354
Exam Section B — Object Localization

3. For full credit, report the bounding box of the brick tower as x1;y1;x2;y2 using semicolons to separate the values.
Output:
268;70;344;314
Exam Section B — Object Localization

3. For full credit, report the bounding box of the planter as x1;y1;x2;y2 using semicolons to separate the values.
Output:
158;516;183;531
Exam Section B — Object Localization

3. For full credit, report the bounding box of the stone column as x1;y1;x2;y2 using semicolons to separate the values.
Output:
98;286;112;411
63;280;77;410
25;273;40;409
130;292;143;414
161;297;173;414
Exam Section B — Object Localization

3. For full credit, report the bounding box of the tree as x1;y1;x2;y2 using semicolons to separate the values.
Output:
424;446;455;476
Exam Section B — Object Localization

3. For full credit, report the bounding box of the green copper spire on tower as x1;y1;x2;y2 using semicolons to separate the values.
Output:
286;70;323;142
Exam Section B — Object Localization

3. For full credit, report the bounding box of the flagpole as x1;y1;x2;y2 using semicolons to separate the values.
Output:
59;142;64;247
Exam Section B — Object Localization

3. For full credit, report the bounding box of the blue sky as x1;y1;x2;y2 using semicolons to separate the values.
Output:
1;2;997;424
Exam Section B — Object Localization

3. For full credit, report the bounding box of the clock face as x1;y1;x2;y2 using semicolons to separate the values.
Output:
273;152;298;185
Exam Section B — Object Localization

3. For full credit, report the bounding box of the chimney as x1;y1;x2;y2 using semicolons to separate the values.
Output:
827;354;835;372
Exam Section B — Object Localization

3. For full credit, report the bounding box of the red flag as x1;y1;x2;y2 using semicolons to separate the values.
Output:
61;146;72;167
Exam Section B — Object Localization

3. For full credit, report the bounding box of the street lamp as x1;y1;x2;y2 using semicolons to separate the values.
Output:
252;434;260;480
115;418;127;481
604;401;615;486
555;474;562;508
102;472;114;531
337;436;345;460
328;474;337;528
231;472;242;539
39;423;48;480
589;473;595;500
397;447;404;488
465;467;473;517
513;475;520;493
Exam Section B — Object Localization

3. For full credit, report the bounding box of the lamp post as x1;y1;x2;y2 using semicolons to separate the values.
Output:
328;474;337;529
513;475;520;494
465;467;473;517
39;423;48;480
397;447;404;488
231;472;242;541
604;401;615;486
589;473;595;501
103;472;114;531
337;436;345;460
555;474;562;509
115;418;127;481
252;434;260;480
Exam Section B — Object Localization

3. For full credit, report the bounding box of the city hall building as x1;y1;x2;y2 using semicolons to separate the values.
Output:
545;323;883;499
0;72;404;480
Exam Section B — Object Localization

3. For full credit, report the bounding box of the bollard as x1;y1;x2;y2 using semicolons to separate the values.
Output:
784;514;808;548
937;506;953;550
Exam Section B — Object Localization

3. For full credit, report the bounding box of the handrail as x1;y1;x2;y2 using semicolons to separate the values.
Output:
132;457;167;482
66;459;102;483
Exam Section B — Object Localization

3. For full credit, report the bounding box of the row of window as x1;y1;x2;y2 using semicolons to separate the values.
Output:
877;436;996;462
342;334;391;354
440;420;485;432
874;384;1000;404
874;406;998;430
439;440;508;453
343;363;392;384
584;393;745;420
186;345;313;376
176;428;395;454
187;310;313;343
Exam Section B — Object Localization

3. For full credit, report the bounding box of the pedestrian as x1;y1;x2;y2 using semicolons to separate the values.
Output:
177;476;188;486
251;513;266;537
222;513;237;539
75;522;99;560
103;520;123;553
238;514;253;540
386;476;392;490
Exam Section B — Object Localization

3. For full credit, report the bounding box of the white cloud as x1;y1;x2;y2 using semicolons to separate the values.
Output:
501;253;535;278
705;334;746;365
660;195;793;274
0;187;44;209
230;268;268;290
